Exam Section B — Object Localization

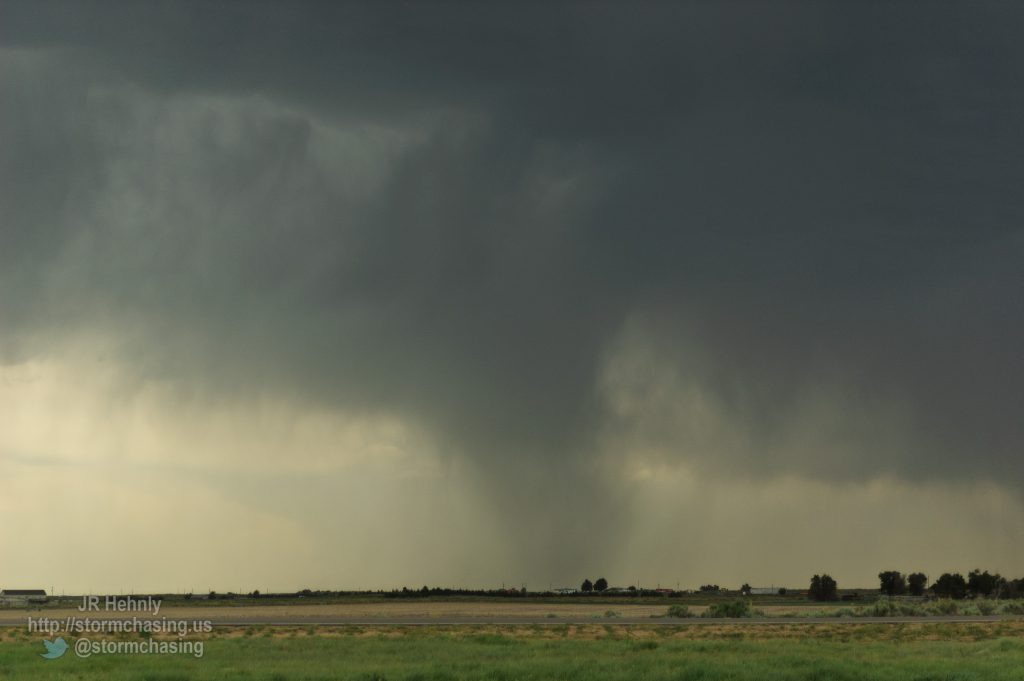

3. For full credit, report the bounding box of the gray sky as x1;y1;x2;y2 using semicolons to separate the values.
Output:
1;1;1022;593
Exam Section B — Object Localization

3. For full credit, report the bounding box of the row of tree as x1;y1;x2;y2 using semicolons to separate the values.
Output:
881;570;1024;599
362;571;1024;600
808;570;1024;602
878;571;928;596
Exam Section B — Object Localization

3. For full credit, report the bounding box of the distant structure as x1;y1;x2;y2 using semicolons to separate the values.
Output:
551;587;578;595
748;586;781;596
0;589;48;606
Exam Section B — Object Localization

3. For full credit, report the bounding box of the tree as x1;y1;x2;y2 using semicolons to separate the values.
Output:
967;570;1004;598
594;578;608;592
879;571;907;597
931;573;967;599
581;579;593;593
823;575;838;601
740;583;752;596
809;574;838;601
907;573;928;597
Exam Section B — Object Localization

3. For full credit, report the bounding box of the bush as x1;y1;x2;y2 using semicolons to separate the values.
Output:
863;601;928;617
998;601;1024;615
666;604;693;618
702;600;752;618
929;600;960;615
894;602;926;616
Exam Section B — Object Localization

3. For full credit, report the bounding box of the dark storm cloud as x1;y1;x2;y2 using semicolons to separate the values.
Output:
2;0;1023;509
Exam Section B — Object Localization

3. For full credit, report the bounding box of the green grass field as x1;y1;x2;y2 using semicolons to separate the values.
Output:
2;624;1024;681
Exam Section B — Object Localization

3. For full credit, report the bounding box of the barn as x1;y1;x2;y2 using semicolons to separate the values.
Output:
0;589;48;606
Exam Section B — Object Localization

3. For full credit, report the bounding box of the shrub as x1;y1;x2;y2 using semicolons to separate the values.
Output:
894;602;925;616
666;604;693;618
998;601;1024;615
929;600;960;615
862;600;931;617
702;600;752;618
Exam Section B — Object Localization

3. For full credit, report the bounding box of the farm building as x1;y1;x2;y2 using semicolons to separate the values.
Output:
749;587;782;595
0;589;47;606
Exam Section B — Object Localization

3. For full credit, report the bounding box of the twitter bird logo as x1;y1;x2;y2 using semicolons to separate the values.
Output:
40;637;68;659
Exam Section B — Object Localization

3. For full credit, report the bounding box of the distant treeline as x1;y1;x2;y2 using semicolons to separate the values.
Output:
878;570;1024;600
803;569;1024;602
186;569;1024;601
196;586;675;600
